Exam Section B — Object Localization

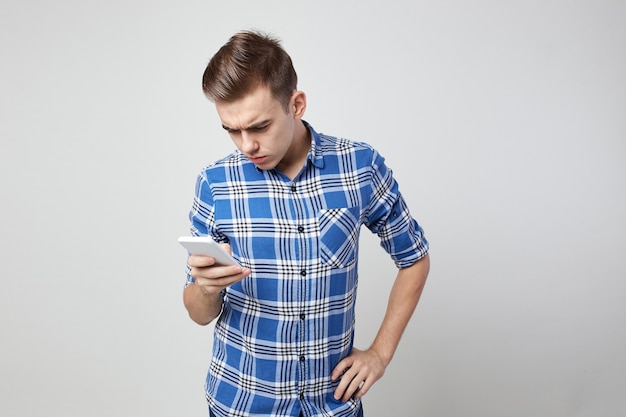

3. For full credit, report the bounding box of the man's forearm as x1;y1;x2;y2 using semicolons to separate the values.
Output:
183;283;223;325
369;254;430;365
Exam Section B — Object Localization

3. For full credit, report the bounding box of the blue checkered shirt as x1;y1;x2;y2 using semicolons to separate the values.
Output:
186;122;429;417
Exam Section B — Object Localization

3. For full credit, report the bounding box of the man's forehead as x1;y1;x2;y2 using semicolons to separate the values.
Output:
215;88;280;129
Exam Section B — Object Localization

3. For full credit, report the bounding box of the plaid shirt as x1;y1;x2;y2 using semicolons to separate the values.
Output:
187;122;429;417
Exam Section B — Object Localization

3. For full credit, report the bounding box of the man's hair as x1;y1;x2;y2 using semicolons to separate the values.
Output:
202;30;298;111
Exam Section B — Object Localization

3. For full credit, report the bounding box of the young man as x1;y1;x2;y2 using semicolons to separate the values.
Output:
183;30;430;417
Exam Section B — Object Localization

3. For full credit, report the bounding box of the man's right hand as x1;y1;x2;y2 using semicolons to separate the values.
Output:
188;245;251;295
184;244;251;324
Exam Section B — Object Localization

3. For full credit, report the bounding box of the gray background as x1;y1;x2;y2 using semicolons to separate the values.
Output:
1;1;625;416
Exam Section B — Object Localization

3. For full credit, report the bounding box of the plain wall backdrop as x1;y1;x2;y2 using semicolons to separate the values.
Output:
1;1;625;416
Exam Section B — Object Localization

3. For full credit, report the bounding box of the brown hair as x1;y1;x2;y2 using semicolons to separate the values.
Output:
202;30;298;111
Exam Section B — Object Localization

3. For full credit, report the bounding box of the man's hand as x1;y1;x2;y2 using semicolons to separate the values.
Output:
331;347;387;402
188;244;250;295
183;244;250;325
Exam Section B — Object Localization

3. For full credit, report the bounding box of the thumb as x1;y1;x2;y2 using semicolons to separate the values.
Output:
219;243;232;255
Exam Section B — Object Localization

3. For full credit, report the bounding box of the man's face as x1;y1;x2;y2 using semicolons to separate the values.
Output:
215;85;302;172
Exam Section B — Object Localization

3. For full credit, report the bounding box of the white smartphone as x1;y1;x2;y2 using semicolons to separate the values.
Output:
178;236;238;266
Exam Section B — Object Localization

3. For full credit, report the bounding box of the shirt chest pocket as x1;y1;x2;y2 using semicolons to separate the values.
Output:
317;206;361;269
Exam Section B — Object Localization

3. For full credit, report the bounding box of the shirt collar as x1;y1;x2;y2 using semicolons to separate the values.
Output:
303;120;325;169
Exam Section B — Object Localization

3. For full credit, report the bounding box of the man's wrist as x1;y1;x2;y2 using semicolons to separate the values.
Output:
369;342;393;367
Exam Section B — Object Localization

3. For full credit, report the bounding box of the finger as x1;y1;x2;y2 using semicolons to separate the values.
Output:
352;378;371;399
342;373;366;402
195;274;242;288
331;358;353;381
333;366;359;400
219;243;232;254
194;269;250;295
188;254;217;267
192;263;247;279
198;265;250;282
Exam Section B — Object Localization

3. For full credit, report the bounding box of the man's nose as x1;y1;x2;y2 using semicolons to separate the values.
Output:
241;132;259;153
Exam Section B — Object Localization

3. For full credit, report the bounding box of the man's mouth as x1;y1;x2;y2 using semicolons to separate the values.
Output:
248;156;267;164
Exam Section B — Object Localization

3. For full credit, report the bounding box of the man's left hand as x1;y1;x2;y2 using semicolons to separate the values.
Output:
330;347;386;402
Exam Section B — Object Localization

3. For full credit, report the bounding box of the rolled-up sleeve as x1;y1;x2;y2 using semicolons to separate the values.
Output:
365;151;429;269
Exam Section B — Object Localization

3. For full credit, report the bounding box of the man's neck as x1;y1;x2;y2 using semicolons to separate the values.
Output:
276;121;311;180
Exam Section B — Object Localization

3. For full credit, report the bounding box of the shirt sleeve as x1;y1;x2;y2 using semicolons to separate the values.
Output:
185;169;228;286
365;150;429;269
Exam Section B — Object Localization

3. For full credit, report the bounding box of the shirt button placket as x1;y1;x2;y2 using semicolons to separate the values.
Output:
298;267;307;405
290;179;307;406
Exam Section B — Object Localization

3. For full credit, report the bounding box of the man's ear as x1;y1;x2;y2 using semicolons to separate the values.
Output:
291;91;307;119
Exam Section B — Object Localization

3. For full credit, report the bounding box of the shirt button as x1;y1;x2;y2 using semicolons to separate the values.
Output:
297;225;304;233
290;184;297;192
299;355;306;362
299;392;305;400
300;270;307;276
300;313;305;320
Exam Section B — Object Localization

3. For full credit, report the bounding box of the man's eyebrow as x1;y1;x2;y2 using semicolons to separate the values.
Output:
248;119;271;129
222;120;271;131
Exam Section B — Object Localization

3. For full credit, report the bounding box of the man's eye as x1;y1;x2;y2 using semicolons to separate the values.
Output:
253;125;268;132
